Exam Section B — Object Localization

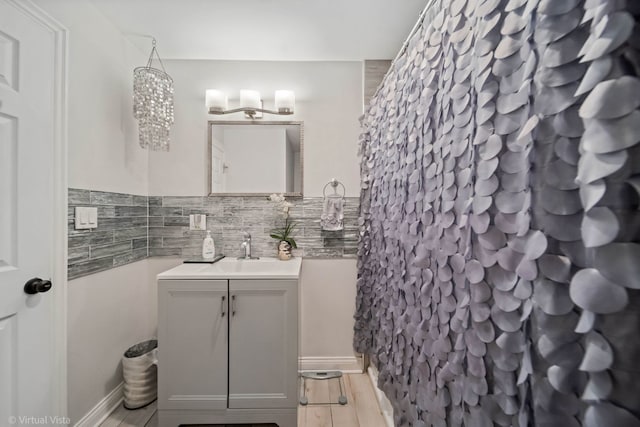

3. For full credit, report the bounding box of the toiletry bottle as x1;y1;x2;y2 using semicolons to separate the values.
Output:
202;230;215;259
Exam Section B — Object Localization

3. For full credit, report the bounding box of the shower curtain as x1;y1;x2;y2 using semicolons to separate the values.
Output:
354;0;640;425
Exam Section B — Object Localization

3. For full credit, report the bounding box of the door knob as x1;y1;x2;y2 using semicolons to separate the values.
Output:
24;278;52;295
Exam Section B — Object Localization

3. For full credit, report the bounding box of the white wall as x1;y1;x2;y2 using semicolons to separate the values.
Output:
32;0;151;423
34;0;149;195
66;262;155;423
149;60;362;197
148;59;363;367
300;259;360;368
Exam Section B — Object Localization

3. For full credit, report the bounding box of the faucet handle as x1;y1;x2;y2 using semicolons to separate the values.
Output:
243;231;251;240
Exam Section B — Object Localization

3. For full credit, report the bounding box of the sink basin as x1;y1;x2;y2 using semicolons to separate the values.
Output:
157;257;302;280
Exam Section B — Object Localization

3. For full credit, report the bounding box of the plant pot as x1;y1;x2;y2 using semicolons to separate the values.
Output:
277;240;292;260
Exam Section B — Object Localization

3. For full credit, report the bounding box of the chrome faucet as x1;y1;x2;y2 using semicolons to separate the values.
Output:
238;232;259;260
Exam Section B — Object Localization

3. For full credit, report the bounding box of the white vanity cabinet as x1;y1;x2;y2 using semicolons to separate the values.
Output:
156;258;301;427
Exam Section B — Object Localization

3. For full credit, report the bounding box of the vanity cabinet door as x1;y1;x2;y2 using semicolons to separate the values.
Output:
158;279;228;411
228;279;298;409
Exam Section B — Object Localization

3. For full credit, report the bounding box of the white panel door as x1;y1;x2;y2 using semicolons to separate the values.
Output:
158;280;229;411
228;279;298;409
0;0;59;423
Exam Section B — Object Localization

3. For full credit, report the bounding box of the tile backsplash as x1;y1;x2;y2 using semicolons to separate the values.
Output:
148;196;359;259
68;189;359;279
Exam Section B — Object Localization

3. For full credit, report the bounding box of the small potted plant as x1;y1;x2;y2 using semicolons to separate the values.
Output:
268;194;297;260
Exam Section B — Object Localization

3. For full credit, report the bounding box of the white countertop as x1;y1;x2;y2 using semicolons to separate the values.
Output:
157;256;302;280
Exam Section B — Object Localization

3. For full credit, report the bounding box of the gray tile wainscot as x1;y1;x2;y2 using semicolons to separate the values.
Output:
68;189;359;279
68;189;148;279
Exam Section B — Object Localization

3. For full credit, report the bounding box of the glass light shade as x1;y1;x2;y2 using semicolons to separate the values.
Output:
240;90;261;109
274;90;295;113
206;89;228;111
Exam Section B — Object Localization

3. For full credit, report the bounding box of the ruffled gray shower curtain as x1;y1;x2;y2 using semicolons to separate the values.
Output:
354;0;640;425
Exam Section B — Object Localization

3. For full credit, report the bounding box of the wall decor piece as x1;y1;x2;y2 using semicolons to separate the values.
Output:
354;0;640;426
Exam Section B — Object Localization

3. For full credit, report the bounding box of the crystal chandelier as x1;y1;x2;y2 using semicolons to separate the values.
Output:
133;39;174;151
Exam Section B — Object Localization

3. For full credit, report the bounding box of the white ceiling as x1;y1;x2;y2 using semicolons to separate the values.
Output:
88;0;426;61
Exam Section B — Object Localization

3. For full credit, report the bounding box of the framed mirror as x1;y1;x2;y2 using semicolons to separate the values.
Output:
208;121;304;196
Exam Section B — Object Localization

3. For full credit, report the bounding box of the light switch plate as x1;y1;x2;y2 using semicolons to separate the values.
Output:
189;214;207;231
75;207;98;230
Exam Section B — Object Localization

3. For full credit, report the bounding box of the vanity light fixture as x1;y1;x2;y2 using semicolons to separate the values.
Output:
206;89;295;119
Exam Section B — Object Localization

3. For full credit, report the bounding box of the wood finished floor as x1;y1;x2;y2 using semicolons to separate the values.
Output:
100;373;386;427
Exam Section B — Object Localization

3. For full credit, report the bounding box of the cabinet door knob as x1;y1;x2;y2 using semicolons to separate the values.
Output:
232;295;236;316
221;296;226;317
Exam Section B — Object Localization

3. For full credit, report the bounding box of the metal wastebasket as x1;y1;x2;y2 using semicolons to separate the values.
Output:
122;339;158;409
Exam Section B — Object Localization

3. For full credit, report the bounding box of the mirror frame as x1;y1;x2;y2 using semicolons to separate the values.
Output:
207;120;304;197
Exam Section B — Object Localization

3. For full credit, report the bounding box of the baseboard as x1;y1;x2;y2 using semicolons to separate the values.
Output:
74;382;123;427
298;356;363;373
367;366;394;427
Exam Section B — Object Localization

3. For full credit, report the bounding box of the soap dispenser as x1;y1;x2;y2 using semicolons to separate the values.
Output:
202;230;215;259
